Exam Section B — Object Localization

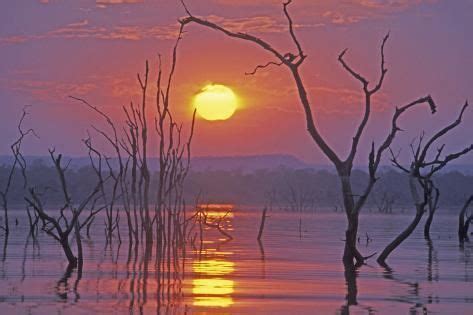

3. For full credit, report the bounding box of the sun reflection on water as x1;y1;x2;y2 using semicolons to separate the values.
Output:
192;261;235;307
191;204;236;308
193;278;234;295
193;295;234;307
193;259;235;276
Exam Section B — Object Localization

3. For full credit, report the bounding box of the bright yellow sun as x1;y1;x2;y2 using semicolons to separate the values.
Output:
193;84;238;121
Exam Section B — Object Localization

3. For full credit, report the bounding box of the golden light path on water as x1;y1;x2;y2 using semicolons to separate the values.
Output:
191;205;236;308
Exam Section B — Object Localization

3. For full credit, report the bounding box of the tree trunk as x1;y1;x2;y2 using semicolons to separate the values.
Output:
4;207;9;237
458;196;473;243
377;207;424;265
343;261;358;307
1;233;8;262
74;219;83;274
377;172;424;265
343;212;361;265
60;237;77;268
299;216;302;239
463;217;472;241
257;207;267;241
1;195;10;237
424;208;435;239
459;213;466;242
339;170;363;266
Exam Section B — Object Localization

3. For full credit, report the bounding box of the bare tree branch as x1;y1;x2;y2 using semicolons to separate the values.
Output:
245;60;284;76
338;49;368;87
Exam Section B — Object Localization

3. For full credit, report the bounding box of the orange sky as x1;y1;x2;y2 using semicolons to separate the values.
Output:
1;0;472;164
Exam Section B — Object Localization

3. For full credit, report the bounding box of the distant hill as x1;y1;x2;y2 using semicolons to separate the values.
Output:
191;154;318;172
1;154;472;174
0;154;327;172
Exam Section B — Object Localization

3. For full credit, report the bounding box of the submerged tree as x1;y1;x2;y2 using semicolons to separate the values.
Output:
0;108;35;237
0;108;37;263
1;22;198;280
70;22;197;277
25;150;103;268
179;0;437;266
458;195;473;244
377;102;472;265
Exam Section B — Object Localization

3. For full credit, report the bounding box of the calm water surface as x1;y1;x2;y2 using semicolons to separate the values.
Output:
0;207;472;314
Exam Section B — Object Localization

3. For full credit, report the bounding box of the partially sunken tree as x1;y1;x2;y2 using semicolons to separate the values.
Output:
0;108;35;237
71;23;197;270
25;150;103;268
377;102;472;265
458;195;473;244
179;0;437;266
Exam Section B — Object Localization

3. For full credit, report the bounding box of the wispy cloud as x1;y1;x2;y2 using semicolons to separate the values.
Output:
322;11;367;25
355;0;433;9
207;15;286;33
0;19;179;45
309;85;389;115
214;0;437;26
318;0;437;26
0;13;324;46
96;0;143;5
0;78;96;103
215;0;434;10
206;14;322;33
95;0;144;9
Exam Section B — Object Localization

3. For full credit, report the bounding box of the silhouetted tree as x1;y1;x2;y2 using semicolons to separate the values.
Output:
377;102;472;264
179;0;437;266
0;108;35;237
25;150;103;268
374;191;396;213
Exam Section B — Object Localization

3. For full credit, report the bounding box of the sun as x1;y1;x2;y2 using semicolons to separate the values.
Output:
193;84;238;121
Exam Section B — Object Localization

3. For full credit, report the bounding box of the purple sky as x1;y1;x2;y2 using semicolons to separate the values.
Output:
1;0;472;165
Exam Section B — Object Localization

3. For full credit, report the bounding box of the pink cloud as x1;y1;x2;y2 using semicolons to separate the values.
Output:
213;0;437;26
0;78;97;103
0;19;179;45
206;15;286;33
355;0;434;9
96;0;143;5
204;14;323;34
0;12;323;46
322;11;367;25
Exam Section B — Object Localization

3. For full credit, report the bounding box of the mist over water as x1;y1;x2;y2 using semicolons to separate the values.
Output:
0;207;471;314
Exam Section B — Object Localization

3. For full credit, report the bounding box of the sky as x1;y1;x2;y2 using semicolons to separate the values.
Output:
1;0;472;165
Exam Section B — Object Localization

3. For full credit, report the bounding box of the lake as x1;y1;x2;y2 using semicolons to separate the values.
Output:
0;207;471;314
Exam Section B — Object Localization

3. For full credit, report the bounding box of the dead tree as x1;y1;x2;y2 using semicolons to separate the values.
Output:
258;191;275;241
284;183;316;213
283;182;316;238
423;180;440;239
121;103;140;246
70;97;125;244
152;25;196;268
258;206;268;241
25;150;103;268
179;0;437;265
70;24;196;279
377;102;472;265
0;108;36;237
458;195;473;243
374;191;396;213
